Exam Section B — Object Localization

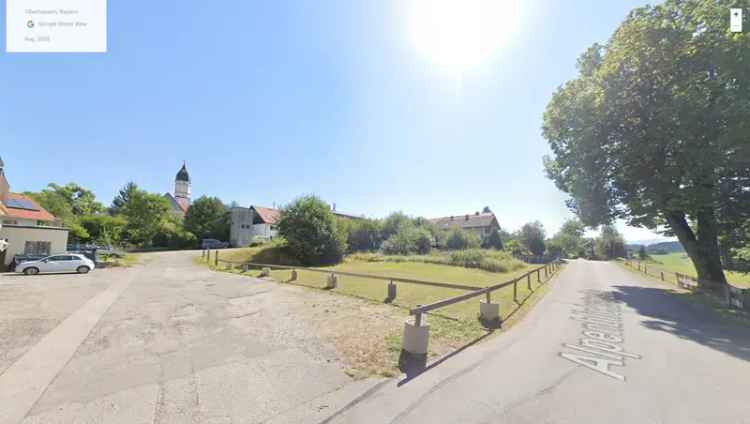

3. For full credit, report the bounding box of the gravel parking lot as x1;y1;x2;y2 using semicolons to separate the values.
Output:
0;251;387;424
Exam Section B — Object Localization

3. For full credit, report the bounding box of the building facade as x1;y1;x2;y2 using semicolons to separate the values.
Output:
0;157;69;269
428;212;501;239
230;206;280;247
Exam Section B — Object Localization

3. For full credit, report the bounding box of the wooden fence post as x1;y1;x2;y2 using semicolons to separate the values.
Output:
388;281;397;301
214;250;219;267
206;249;210;262
537;269;541;282
660;271;664;281
513;280;518;302
527;273;532;290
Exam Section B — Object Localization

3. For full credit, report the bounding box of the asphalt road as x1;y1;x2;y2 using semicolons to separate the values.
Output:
327;259;750;424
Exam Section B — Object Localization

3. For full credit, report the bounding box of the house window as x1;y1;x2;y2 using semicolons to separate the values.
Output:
270;225;278;231
37;220;47;226
2;220;18;225
24;241;51;256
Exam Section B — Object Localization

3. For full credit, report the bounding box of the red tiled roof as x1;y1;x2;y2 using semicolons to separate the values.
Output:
250;205;363;224
4;193;57;222
252;206;281;224
429;213;498;230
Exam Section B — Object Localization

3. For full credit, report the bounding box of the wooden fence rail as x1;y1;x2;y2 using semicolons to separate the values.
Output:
623;260;749;311
409;261;562;319
211;256;485;291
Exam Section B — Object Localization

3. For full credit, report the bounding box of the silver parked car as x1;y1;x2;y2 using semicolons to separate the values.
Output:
16;254;96;275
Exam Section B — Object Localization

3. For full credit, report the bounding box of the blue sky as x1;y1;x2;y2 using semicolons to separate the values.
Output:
1;0;670;242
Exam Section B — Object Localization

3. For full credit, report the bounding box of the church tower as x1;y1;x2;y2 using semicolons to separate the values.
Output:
174;162;191;204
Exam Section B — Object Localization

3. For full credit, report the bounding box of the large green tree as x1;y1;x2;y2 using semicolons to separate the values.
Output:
519;221;546;256
26;183;105;241
594;225;627;260
120;189;171;246
183;196;230;241
553;219;586;258
110;182;139;214
542;0;750;289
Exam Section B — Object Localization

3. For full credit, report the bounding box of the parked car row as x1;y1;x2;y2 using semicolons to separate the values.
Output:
201;239;230;249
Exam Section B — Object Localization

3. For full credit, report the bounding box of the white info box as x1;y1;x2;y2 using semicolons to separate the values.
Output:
6;0;107;52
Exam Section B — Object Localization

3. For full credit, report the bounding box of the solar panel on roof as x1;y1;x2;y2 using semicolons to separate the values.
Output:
5;198;39;211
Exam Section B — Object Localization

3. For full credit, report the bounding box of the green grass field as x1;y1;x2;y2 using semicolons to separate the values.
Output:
213;246;549;320
648;252;750;288
209;246;560;343
202;246;563;374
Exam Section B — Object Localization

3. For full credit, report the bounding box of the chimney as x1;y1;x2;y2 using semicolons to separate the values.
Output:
475;211;479;216
450;216;454;221
465;214;469;221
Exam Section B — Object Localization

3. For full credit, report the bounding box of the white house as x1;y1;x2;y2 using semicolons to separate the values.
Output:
0;157;69;270
230;206;280;247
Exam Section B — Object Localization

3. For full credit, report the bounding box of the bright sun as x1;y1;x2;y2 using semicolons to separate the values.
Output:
406;0;523;74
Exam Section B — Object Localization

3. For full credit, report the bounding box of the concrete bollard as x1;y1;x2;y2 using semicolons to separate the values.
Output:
479;300;501;328
260;267;271;277
402;315;429;356
326;273;338;289
291;269;298;281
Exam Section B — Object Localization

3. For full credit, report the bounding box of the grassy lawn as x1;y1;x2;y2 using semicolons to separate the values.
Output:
646;252;750;288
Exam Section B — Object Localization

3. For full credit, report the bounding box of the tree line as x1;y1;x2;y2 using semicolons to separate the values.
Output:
274;195;620;267
26;182;233;249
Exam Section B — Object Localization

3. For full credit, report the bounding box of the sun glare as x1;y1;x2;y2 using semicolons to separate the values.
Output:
406;0;523;74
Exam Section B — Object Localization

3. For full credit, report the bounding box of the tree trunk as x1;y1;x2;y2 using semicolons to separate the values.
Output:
664;211;727;291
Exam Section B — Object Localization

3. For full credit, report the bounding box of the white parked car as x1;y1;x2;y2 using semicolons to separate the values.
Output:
16;254;96;275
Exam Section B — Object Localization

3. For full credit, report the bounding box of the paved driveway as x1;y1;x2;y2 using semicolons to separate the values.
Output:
0;251;382;424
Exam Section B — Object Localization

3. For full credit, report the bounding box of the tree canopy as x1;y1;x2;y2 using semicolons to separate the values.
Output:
519;221;546;256
542;0;750;288
184;196;230;241
26;183;105;241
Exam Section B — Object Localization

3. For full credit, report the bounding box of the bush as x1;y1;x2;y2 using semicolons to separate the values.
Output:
348;219;383;252
277;195;347;266
153;218;198;249
349;249;525;273
381;226;432;255
445;229;481;250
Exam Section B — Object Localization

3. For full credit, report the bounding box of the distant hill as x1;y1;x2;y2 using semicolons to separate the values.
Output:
647;241;684;254
627;241;685;255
